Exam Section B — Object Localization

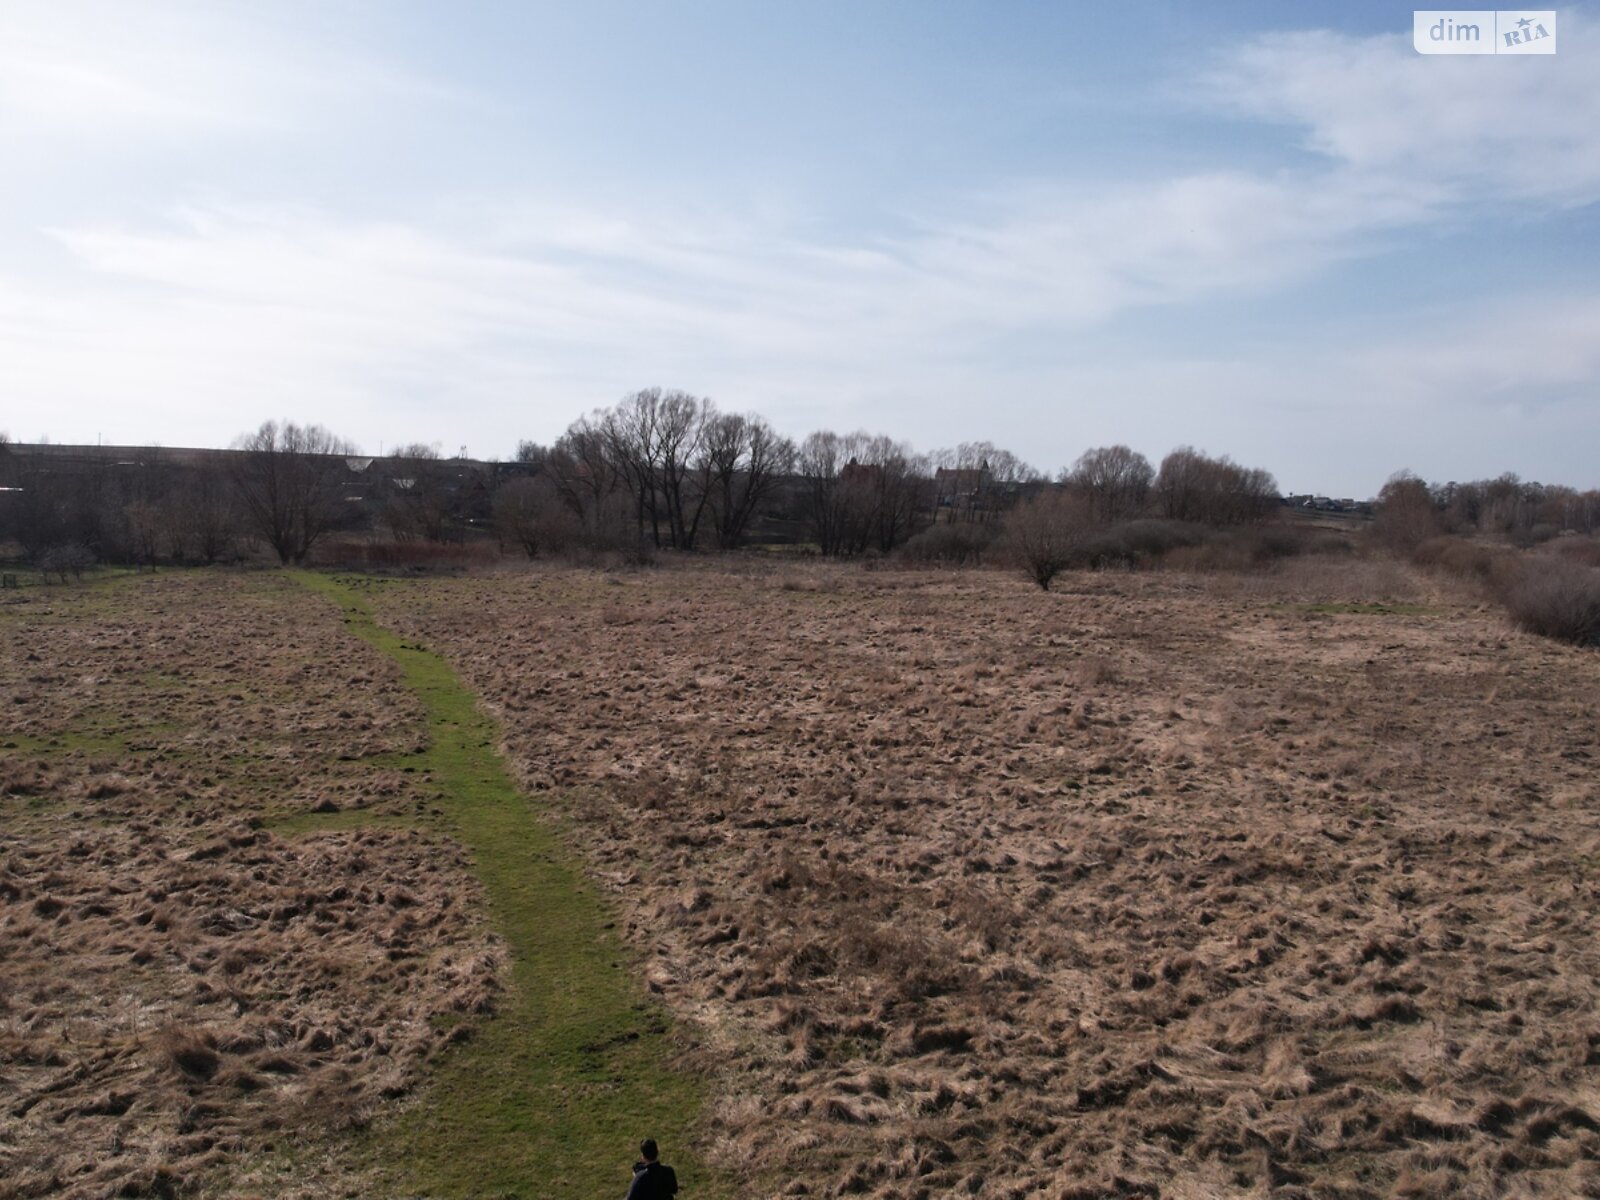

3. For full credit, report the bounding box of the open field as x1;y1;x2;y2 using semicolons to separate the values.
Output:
366;557;1600;1198
4;557;1600;1198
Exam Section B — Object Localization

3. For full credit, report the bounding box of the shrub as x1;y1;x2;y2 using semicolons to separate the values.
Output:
898;522;996;566
1550;536;1600;569
1163;539;1251;573
1112;519;1208;559
1373;471;1443;550
1251;525;1311;561
1500;558;1600;645
1417;536;1480;575
1002;491;1096;591
1302;529;1355;556
38;543;95;583
1074;528;1135;570
1127;522;1349;573
1411;536;1521;591
493;474;583;558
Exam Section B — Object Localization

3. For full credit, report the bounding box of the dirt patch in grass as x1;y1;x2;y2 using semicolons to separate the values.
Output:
366;559;1600;1198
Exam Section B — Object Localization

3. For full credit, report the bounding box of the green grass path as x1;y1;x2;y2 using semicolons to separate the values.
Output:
293;572;720;1199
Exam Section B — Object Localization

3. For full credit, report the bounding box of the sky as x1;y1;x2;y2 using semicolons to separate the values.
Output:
1;1;1596;496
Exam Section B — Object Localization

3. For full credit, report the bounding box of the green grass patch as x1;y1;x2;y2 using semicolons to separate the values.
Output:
1;729;134;756
291;571;723;1200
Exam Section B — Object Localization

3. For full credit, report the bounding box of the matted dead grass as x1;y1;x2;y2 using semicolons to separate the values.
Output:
369;558;1600;1199
0;573;501;1200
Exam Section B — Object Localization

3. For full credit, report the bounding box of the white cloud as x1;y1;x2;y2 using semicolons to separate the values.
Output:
1201;17;1600;209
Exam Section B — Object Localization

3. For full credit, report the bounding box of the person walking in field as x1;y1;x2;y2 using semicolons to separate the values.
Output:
626;1138;679;1199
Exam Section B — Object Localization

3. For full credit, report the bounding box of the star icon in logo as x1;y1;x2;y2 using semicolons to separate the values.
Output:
1517;16;1533;28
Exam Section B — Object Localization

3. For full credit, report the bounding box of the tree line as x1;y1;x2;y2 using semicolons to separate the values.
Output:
6;392;1590;572
1373;470;1600;550
0;396;1309;570
500;390;1281;562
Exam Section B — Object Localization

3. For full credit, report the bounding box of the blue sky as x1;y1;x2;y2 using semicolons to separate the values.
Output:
1;1;1596;495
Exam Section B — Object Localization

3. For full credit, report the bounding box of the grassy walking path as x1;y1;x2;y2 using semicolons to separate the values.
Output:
293;572;719;1199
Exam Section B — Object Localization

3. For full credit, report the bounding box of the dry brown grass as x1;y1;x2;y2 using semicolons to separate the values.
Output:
0;573;501;1199
371;560;1600;1199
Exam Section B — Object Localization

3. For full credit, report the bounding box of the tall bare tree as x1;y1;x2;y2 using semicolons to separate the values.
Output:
549;417;625;538
653;390;712;550
582;387;721;550
797;430;859;556
230;421;357;564
702;413;795;549
857;434;927;553
600;390;666;545
1065;445;1154;524
160;465;240;563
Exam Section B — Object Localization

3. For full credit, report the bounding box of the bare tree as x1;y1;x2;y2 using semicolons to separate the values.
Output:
1004;489;1095;591
230;421;358;564
494;475;543;558
703;413;795;549
549;417;624;538
1154;447;1278;526
600;390;666;545
380;443;453;543
1481;472;1537;535
580;387;728;551
1065;445;1154;523
515;440;550;468
160;465;240;563
798;430;928;556
122;500;163;569
1438;474;1600;537
653;390;712;550
797;430;864;556
493;474;579;558
857;434;927;553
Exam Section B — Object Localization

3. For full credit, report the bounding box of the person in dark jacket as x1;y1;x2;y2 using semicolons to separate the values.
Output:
626;1138;678;1199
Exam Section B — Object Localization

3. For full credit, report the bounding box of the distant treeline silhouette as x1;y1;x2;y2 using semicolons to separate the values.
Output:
0;399;1594;570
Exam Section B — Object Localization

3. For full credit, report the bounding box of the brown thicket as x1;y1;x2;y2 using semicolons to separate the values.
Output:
1500;556;1600;645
